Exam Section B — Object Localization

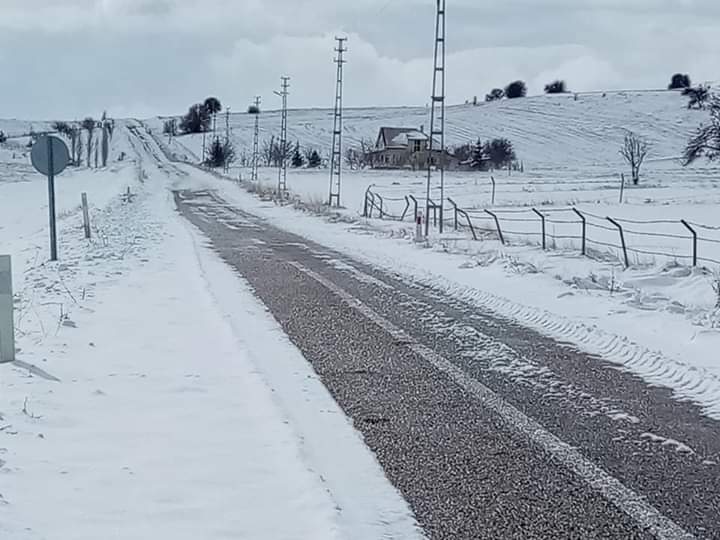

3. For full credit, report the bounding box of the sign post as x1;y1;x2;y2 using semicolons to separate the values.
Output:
31;135;69;261
0;255;14;363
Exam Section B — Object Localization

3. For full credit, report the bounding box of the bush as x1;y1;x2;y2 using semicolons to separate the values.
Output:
684;85;710;109
668;73;691;90
0;130;6;144
504;81;527;99
291;142;304;167
247;105;260;114
684;95;720;165
485;88;504;102
307;150;321;168
180;104;211;134
484;138;516;168
544;80;567;94
163;119;178;136
204;138;235;168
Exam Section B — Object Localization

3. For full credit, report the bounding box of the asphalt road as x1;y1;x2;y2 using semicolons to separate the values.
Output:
175;188;720;540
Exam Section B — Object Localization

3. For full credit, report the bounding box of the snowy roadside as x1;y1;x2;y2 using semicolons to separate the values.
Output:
0;159;421;538
178;169;720;421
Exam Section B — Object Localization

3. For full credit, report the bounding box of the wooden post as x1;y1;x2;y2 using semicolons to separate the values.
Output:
81;192;91;239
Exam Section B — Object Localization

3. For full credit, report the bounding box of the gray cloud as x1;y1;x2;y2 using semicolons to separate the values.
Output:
0;0;718;119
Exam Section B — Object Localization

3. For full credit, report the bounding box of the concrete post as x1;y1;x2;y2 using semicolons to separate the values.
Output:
0;255;15;363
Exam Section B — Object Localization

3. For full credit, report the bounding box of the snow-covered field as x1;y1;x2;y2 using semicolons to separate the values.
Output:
0;122;420;539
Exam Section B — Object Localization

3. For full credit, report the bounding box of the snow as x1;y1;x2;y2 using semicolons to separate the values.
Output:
0;125;421;539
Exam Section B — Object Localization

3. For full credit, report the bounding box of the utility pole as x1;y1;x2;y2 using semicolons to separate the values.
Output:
424;0;447;237
251;96;261;183
274;76;290;196
328;37;347;207
224;107;231;173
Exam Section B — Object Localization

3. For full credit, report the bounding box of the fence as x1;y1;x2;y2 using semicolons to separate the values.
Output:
363;187;720;268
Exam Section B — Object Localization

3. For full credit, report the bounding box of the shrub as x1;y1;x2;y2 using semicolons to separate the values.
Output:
307;150;322;168
504;80;527;99
204;138;235;168
668;73;691;90
180;104;211;134
0;130;7;144
684;85;710;109
485;88;504;102
484;138;516;168
544;80;567;94
247;105;260;114
683;95;720;165
291;142;304;167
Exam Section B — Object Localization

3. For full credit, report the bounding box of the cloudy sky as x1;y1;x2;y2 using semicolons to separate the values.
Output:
1;0;719;120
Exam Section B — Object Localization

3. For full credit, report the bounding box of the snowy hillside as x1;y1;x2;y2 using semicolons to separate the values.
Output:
145;90;711;168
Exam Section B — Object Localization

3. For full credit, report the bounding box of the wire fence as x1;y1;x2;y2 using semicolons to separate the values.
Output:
362;187;720;268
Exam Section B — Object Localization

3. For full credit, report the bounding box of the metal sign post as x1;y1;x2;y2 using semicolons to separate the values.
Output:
0;255;14;363
30;135;69;261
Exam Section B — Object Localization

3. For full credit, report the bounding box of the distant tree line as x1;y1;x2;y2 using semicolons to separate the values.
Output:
260;137;322;169
52;113;114;168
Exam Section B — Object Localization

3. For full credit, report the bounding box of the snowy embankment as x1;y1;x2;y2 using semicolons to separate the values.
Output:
0;125;421;539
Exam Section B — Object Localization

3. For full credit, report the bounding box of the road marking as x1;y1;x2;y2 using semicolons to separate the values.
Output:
287;260;696;540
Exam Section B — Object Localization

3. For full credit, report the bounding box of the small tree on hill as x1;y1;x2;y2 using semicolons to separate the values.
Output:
620;131;650;185
485;88;504;102
484;138;516;168
247;105;260;114
180;104;211;134
205;137;236;168
291;142;304;167
505;81;527;99
163;119;178;136
470;139;489;170
668;73;691;90
544;80;567;94
204;97;222;135
0;130;6;143
683;95;720;165
684;85;710;110
307;150;322;168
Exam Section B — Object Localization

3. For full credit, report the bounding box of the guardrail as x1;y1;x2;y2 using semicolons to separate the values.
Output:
362;187;720;268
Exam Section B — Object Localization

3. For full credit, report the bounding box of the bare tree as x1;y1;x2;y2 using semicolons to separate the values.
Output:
81;117;96;167
620;131;650;185
684;95;720;165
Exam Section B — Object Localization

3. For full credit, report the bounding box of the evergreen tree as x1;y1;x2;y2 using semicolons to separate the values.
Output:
307;150;322;168
291;142;304;167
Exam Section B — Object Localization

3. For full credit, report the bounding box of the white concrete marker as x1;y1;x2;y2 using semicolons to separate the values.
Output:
0;255;15;363
287;260;696;540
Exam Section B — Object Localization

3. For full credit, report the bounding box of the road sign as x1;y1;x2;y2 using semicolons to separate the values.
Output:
31;135;70;261
31;135;69;176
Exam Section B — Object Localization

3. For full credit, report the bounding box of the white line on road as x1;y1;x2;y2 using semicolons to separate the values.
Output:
287;260;696;540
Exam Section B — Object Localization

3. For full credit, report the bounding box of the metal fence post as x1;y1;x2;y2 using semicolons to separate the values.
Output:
376;194;384;219
607;217;629;268
400;196;411;221
448;198;459;230
532;208;546;250
680;219;698;267
484;209;505;245
457;209;478;241
490;176;496;206
408;195;419;222
0;255;15;363
572;208;586;256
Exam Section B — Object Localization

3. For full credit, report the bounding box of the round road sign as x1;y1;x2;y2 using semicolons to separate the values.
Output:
31;135;70;176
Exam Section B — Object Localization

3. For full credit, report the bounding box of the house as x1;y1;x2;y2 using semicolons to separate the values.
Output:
369;127;458;170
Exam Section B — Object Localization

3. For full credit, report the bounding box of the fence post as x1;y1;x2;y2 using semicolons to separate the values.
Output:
532;208;546;250
448;198;459;230
376;194;384;219
0;255;15;363
490;176;496;206
607;217;629;268
408;195;419;222
484;209;505;245
572;208;586;256
619;173;626;204
457;209;478;241
680;219;698;267
400;196;411;221
363;186;371;217
81;192;91;239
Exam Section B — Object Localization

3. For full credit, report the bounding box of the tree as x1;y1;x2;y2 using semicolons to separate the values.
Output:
683;95;720;165
0;130;6;144
307;150;322;168
81;117;96;167
205;137;235;168
483;138;516;168
668;73;691;90
204;97;222;135
291;142;304;167
53;121;81;165
179;104;211;134
452;142;474;163
620;131;650;185
684;85;710;110
247;105;260;114
163;119;178;136
504;80;527;99
100;111;111;168
485;88;504;102
544;80;567;94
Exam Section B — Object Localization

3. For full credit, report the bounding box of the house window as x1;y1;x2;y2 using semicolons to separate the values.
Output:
413;140;422;152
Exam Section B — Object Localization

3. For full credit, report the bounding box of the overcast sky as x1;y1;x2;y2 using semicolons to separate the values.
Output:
1;0;719;120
